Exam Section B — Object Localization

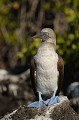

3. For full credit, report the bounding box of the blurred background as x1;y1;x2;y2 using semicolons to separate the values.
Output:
0;0;79;118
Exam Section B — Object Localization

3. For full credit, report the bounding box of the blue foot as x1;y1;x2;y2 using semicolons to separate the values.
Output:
48;96;60;105
27;94;60;108
27;96;60;108
27;100;45;108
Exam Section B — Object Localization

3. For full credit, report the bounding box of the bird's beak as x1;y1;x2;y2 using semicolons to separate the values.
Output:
32;33;43;39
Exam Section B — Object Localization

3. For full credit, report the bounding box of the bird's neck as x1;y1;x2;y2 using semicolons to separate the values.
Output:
37;42;56;55
40;41;56;51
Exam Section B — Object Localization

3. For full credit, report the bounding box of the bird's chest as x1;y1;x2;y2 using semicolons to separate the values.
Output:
34;49;59;94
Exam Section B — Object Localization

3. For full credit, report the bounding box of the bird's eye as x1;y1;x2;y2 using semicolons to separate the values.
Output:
45;32;49;36
47;32;49;36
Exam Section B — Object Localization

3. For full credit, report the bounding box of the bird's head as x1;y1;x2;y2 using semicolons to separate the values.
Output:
33;28;56;48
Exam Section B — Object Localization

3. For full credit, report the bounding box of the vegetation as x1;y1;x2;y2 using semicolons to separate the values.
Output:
0;0;79;91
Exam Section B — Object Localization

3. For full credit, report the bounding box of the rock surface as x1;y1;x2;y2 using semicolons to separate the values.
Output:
0;69;35;117
1;96;79;120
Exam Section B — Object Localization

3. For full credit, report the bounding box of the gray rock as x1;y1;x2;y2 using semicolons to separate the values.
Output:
67;82;79;98
1;96;79;120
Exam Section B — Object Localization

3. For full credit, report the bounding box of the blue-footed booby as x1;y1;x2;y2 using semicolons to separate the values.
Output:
29;28;64;107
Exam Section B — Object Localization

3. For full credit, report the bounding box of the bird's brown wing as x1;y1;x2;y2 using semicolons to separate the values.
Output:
30;57;38;100
56;55;64;95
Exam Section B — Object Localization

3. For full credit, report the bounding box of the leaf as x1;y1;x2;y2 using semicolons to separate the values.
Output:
43;2;51;11
64;8;77;22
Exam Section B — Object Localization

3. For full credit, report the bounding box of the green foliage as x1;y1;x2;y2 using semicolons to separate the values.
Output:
0;0;79;72
51;0;79;67
43;2;51;11
0;0;19;40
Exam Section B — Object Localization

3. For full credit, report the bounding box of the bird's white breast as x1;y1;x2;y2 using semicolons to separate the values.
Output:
34;44;59;95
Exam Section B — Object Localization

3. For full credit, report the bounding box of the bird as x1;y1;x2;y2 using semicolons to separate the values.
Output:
30;28;64;104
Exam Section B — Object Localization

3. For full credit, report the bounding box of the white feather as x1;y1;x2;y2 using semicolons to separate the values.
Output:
34;43;59;95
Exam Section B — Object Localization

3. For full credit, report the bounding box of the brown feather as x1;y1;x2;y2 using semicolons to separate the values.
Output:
56;55;64;95
30;58;38;100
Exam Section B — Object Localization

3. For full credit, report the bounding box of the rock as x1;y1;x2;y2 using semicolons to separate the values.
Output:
1;96;79;120
70;98;79;114
0;69;30;82
0;69;8;81
67;82;79;113
0;69;30;97
0;68;34;117
67;82;79;99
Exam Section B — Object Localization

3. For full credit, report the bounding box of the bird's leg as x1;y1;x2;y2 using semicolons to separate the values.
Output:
37;91;44;107
47;91;56;105
52;91;56;98
38;91;42;101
